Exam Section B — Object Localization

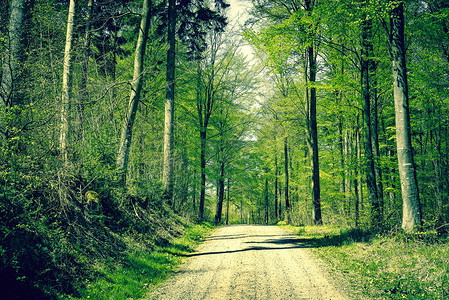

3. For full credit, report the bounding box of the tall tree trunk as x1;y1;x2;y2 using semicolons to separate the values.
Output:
59;0;76;166
303;0;322;224
199;128;207;220
354;119;361;227
193;169;197;212
265;176;269;225
284;136;290;220
274;154;279;220
226;178;230;225
215;155;225;224
196;58;210;221
116;0;151;180
389;0;422;232
197;56;216;221
279;183;282;218
338;108;345;197
307;45;322;225
1;0;25;110
361;11;381;227
163;0;176;201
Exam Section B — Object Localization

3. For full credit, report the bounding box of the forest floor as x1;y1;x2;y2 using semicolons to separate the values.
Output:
145;225;348;300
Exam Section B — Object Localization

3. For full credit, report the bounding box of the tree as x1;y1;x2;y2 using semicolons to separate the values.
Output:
248;0;322;224
388;0;421;232
360;1;381;227
1;0;25;110
162;0;176;202
59;0;76;167
303;0;322;224
162;0;229;206
116;0;151;180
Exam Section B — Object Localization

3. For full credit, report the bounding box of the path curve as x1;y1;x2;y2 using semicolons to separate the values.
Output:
146;225;348;300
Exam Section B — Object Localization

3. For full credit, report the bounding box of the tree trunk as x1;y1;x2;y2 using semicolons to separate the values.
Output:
372;87;384;216
389;0;422;232
163;0;176;201
279;183;282;218
338;108;345;197
302;0;322;224
193;169;197;213
197;52;216;221
354;119;361;227
199;128;207;221
226;178;230;225
59;0;76;166
307;45;322;225
274;154;279;220
215;157;225;224
116;0;151;180
284;136;290;219
361;12;381;227
1;0;25;109
265;176;269;225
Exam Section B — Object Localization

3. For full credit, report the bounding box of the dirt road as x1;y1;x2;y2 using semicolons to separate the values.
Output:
146;225;348;300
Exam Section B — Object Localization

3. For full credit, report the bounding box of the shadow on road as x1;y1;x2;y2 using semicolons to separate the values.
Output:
183;244;309;257
166;227;373;258
176;235;314;257
204;234;292;242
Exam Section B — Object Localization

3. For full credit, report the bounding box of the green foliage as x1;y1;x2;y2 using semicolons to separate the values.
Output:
283;225;449;299
1;0;449;297
68;223;214;300
0;121;187;298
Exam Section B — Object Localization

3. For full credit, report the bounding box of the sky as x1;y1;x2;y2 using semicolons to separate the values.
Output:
227;0;252;27
226;0;255;62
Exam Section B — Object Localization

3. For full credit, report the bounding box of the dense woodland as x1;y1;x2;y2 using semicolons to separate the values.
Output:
0;0;448;298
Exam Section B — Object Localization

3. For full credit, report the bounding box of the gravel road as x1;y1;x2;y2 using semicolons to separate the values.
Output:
146;225;348;300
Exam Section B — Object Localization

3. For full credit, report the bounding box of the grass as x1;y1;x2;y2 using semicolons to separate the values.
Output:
280;224;449;299
65;223;214;300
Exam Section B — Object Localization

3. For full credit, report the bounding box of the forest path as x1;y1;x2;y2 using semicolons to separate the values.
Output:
145;225;349;300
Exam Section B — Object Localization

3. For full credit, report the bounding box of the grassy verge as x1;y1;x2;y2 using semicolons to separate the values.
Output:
280;224;449;299
65;223;214;300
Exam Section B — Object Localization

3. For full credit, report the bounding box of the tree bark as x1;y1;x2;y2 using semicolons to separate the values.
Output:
274;154;279;220
215;151;225;224
354;119;361;227
163;0;176;201
284;136;290;219
389;0;422;232
197;40;217;220
59;0;76;166
116;0;151;179
306;45;322;225
361;11;381;227
1;0;25;109
265;176;269;225
226;178;230;225
303;0;322;225
338;106;345;197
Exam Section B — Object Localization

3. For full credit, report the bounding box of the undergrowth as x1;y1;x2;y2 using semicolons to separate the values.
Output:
280;224;449;299
66;223;213;300
0;155;200;299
